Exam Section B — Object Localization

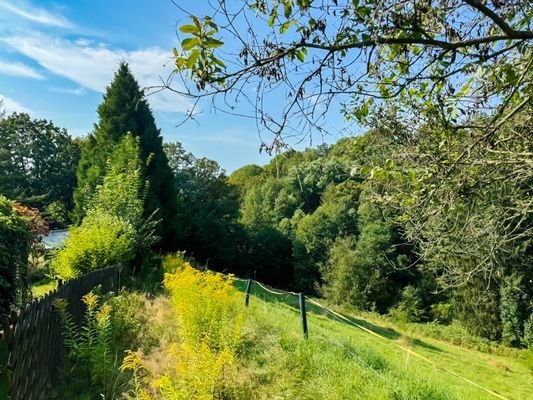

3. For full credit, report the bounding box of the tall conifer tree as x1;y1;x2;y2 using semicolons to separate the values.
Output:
74;63;179;249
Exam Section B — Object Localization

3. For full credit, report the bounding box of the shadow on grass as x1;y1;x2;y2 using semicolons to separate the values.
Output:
235;279;444;354
411;338;443;353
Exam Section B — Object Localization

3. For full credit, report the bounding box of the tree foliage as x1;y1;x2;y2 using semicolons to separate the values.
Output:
54;135;155;279
74;63;179;249
170;1;533;146
0;195;31;313
168;1;533;291
0;113;79;223
167;126;531;346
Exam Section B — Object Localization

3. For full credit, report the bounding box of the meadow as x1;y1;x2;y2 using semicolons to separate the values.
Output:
233;280;533;400
48;258;532;399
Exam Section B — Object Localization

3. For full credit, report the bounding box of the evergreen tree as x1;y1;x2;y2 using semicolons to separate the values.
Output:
73;63;179;249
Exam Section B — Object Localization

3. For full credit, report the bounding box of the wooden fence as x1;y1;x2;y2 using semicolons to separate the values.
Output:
0;266;119;400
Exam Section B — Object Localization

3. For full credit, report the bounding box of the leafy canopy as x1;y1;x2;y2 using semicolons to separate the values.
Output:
170;0;533;147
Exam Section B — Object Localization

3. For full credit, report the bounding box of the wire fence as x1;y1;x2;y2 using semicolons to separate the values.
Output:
238;277;510;400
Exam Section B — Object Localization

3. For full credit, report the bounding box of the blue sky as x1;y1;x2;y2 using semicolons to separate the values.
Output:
0;1;348;172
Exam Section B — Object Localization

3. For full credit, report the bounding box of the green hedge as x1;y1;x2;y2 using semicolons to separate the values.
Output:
0;195;31;314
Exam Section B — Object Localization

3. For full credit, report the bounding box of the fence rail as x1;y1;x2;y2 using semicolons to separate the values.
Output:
0;266;119;400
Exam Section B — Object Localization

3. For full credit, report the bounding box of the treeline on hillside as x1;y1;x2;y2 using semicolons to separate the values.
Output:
169;121;532;349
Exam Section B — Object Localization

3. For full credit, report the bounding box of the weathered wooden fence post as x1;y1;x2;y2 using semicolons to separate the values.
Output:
299;292;308;339
244;279;252;307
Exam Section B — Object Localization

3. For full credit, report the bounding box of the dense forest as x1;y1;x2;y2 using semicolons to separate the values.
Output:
170;119;533;346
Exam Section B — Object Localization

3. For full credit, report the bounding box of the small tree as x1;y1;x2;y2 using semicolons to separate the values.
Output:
54;135;157;279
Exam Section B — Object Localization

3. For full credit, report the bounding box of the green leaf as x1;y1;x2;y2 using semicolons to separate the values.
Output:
297;0;310;9
213;58;226;68
280;21;291;34
182;38;199;51
179;24;199;34
204;38;224;49
268;8;278;27
357;6;370;17
360;165;371;176
187;50;200;68
296;49;306;62
205;19;218;30
191;16;201;30
284;2;292;18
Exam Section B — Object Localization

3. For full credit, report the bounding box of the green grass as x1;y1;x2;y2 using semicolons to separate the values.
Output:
236;280;533;400
31;277;57;298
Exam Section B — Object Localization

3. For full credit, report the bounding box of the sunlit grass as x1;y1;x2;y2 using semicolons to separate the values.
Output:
31;277;57;298
236;281;533;400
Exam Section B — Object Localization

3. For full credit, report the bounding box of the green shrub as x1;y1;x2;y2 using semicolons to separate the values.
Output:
54;289;159;399
523;313;533;349
430;302;452;323
44;201;70;229
0;195;31;313
161;251;190;274
108;291;159;353
52;212;135;279
52;134;159;280
390;285;426;323
500;274;524;347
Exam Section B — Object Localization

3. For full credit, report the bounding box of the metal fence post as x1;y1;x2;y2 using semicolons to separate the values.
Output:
245;279;252;307
299;292;308;339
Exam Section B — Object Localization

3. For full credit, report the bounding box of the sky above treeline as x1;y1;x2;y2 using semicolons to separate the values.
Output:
0;0;352;172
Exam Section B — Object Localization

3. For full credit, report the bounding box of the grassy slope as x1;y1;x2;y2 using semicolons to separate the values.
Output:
237;281;533;400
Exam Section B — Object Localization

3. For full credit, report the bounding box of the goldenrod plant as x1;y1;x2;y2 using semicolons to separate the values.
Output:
54;292;127;399
121;255;244;399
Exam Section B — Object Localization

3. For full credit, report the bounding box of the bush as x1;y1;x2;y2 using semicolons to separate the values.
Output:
523;313;533;349
161;252;190;274
54;292;126;399
0;195;31;313
53;134;159;280
430;303;452;323
500;274;525;347
108;291;159;353
52;212;136;279
390;285;426;323
44;201;70;229
163;261;243;352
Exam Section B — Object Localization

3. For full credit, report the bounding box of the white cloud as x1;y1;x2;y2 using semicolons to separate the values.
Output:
49;86;85;96
2;33;193;113
74;38;94;47
0;95;31;114
0;1;72;28
0;60;44;79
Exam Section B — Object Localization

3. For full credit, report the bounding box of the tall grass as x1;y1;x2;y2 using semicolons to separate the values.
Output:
238;300;458;400
120;259;532;399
